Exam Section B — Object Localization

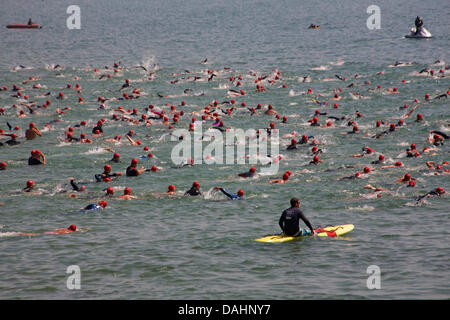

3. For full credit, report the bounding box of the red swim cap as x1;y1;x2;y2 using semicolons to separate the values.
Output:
403;173;411;181
151;166;157;172
363;167;370;173
68;224;77;231
193;181;200;188
410;144;416;149
131;158;138;165
282;173;289;180
113;153;120;159
436;187;444;194
106;187;114;195
250;167;256;173
313;155;319;163
168;185;175;192
0;161;6;170
291;138;297;144
104;165;111;172
379;154;385;161
27;180;34;188
237;189;244;197
104;177;111;182
124;187;132;195
98;201;107;208
408;180;416;187
395;161;403;167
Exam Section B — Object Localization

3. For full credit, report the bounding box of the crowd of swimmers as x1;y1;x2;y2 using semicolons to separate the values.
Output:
0;58;448;237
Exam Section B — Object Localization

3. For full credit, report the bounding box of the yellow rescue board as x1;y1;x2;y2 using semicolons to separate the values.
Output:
255;224;354;243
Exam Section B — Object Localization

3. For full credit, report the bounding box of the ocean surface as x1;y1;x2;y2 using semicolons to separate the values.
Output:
0;0;449;299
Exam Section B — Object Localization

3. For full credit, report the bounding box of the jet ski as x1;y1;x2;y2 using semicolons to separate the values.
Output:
405;26;432;38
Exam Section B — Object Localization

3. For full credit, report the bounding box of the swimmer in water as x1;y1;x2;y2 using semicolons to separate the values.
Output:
309;155;322;165
184;181;201;196
95;164;123;182
415;187;447;206
44;224;80;235
167;185;176;195
363;184;393;194
83;201;107;211
4;133;20;146
213;187;244;200
68;178;86;192
279;198;315;236
237;167;256;178
28;150;46;165
126;158;144;177
92;121;103;134
118;187;139;200
264;105;277;116
23;180;35;192
380;161;403;169
25;122;42;140
268;172;290;184
286;138;298;150
352;146;375;158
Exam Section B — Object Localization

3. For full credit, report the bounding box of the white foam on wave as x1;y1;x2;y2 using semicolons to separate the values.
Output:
82;147;109;155
329;59;344;66
311;65;330;71
348;205;375;211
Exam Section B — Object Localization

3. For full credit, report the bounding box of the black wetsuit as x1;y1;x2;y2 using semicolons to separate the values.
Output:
279;207;313;236
126;166;139;177
238;171;255;178
28;157;43;165
5;140;20;146
70;180;82;192
415;190;443;206
95;171;120;182
184;187;201;196
287;144;297;150
92;125;103;134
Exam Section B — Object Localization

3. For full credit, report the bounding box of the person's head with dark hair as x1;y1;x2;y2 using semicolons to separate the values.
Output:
290;197;300;208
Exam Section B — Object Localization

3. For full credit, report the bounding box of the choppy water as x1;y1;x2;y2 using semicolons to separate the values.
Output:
0;0;449;299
